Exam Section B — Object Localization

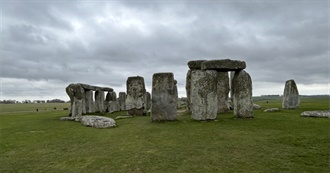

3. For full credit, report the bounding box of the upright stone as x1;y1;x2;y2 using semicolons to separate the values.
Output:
282;79;300;109
126;76;146;116
144;92;151;111
94;89;105;113
85;90;94;113
217;72;230;113
229;71;235;102
190;70;218;120
151;73;177;121
185;70;192;113
232;70;253;118
118;92;127;111
65;83;85;117
174;80;178;109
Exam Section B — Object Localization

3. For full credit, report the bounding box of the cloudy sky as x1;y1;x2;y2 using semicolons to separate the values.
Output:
1;0;329;101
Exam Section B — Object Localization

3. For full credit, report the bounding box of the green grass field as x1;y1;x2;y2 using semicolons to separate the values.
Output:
0;97;329;172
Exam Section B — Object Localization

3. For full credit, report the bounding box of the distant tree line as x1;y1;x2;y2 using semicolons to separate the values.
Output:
1;99;67;104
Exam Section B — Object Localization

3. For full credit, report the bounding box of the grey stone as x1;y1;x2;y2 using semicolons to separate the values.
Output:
264;108;280;112
127;108;145;116
65;83;85;117
85;90;94;113
151;72;177;121
187;60;207;70
115;115;133;120
126;76;146;115
190;70;218;120
81;116;116;128
185;69;192;113
232;70;253;118
301;111;330;118
118;92;127;111
94;89;105;113
106;91;120;113
217;72;230;113
144;92;151;111
282;79;300;109
253;103;261;110
201;59;246;71
60;116;80;121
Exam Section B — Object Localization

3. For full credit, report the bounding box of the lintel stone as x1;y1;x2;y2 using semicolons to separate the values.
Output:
201;59;246;71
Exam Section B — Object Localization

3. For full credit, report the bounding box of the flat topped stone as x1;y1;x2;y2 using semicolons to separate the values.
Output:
77;83;113;91
201;59;246;71
188;60;207;70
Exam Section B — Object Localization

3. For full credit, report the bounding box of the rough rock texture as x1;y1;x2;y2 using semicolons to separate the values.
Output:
253;103;261;110
185;70;192;113
229;71;235;102
118;92;127;111
115;115;133;120
127;108;145;116
301;111;330;118
94;90;105;113
144;92;151;111
201;59;246;71
85;90;94;113
187;60;207;70
126;76;146;116
105;91;119;113
232;70;253;118
282;79;300;109
151;73;177;121
60;116;80;121
190;70;218;120
81;116;116;128
65;83;85;117
217;72;230;113
264;108;280;112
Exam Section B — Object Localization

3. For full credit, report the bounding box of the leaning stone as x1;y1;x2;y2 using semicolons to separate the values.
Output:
282;79;300;109
232;70;253;118
81;116;116;128
126;76;146;114
201;59;246;71
151;72;177;121
217;72;230;113
264;108;280;112
301;111;330;118
187;60;207;70
190;70;218;120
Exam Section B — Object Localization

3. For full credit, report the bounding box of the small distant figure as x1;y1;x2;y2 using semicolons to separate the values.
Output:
36;108;39;112
266;101;269;103
54;107;57;110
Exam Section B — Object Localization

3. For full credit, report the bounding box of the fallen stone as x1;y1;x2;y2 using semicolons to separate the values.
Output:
60;116;80;121
253;103;261;110
187;60;207;70
300;111;330;118
282;79;300;109
264;108;280;112
81;116;116;128
115;115;133;120
201;59;246;71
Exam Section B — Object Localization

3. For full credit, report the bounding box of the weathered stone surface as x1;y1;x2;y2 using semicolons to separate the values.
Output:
201;59;246;71
301;111;330;118
128;108;145;116
253;103;261;110
65;83;85;117
217;72;230;113
144;92;151;111
232;70;253;118
126;76;146;115
105;91;120;113
229;71;235;102
185;69;192;113
190;70;218;120
282;79;300;109
78;83;113;92
264;108;280;112
60;116;80;121
85;90;94;113
94;90;105;113
118;92;127;111
151;73;177;121
81;116;116;128
115;115;133;120
187;60;207;70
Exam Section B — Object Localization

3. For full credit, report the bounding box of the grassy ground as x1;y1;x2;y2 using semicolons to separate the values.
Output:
0;103;70;113
0;97;329;172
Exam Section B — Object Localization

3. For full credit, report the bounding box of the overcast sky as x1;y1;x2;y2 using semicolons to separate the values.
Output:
1;0;329;101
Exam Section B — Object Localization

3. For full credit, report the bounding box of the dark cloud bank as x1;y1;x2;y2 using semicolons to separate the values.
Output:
1;1;328;101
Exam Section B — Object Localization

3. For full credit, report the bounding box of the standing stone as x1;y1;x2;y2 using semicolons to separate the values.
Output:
85;90;94;113
151;73;177;121
144;92;151;111
118;92;127;111
229;71;235;102
94;89;105;113
126;76;146;116
190;70;218;120
185;70;192;113
65;83;85;117
217;72;230;113
106;91;120;113
174;80;178;109
65;84;74;116
232;70;253;118
282;79;300;109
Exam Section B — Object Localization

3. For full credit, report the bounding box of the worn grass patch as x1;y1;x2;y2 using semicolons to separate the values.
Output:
0;97;329;172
